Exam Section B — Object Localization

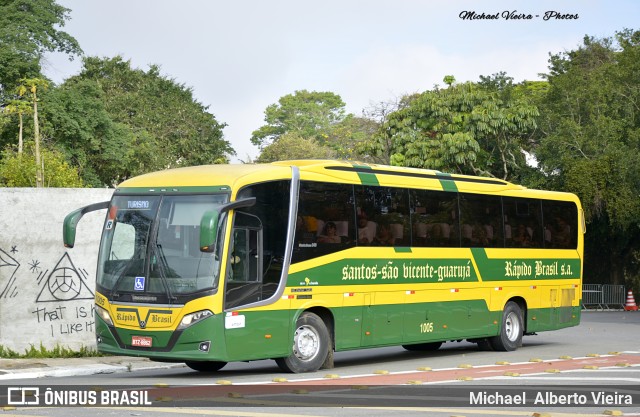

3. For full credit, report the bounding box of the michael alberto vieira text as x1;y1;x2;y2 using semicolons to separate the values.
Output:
470;390;633;406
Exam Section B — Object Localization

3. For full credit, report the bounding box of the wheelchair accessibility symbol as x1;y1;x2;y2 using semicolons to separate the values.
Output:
134;276;145;291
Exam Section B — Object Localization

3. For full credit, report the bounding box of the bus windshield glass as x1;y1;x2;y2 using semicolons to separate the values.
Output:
97;194;229;302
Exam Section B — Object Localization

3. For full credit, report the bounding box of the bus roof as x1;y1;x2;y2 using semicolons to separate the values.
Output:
116;163;292;191
115;160;578;203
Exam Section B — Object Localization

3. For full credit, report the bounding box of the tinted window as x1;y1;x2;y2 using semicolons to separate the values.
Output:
543;200;578;249
503;197;543;248
411;189;459;247
292;181;355;262
356;186;410;246
459;193;503;247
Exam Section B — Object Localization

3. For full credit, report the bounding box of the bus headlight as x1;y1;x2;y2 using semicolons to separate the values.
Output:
177;310;213;330
96;305;114;326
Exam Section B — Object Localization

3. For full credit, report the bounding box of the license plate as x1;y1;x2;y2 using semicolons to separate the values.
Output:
131;336;153;347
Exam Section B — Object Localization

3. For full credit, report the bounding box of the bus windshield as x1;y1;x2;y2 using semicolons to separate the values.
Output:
97;194;229;303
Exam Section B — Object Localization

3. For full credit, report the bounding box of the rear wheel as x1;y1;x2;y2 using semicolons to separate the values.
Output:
185;361;227;372
489;301;523;351
275;312;330;373
402;341;443;351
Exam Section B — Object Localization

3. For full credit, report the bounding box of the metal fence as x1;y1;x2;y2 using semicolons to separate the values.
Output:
581;284;626;310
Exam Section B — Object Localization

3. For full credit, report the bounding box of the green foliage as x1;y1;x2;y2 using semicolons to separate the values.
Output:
255;132;335;163
535;29;640;286
443;75;456;87
41;78;135;186
372;80;539;179
3;98;32;118
41;56;233;186
537;30;640;228
2;98;31;152
251;90;346;148
325;114;380;161
0;142;83;187
0;343;102;359
0;0;81;101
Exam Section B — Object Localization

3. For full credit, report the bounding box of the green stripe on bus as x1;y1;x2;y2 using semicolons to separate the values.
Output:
394;247;413;253
353;164;380;186
288;257;477;286
437;173;458;192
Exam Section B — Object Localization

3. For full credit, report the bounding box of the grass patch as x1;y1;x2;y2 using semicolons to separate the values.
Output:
0;343;106;359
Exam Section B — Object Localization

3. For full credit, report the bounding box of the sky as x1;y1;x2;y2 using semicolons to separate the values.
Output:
43;0;640;163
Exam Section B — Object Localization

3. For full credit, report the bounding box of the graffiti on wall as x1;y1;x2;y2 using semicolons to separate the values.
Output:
0;245;96;343
31;252;96;338
0;188;113;350
0;247;20;299
35;252;94;303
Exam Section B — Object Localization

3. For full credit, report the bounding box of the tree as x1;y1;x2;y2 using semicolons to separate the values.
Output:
41;78;135;186
44;56;234;185
17;77;49;187
0;142;83;187
443;75;456;87
3;98;31;153
0;0;81;101
360;95;419;164
372;79;539;180
255;132;335;163
324;114;380;162
251;90;346;149
534;30;640;290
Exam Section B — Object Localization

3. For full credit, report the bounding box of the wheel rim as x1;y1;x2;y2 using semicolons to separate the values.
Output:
293;324;320;361
504;311;521;342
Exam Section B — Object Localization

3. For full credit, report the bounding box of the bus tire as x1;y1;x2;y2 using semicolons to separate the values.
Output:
275;312;330;373
476;339;493;351
402;341;442;351
185;361;227;372
490;301;523;351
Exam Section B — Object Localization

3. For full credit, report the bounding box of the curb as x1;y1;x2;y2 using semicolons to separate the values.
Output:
0;359;185;381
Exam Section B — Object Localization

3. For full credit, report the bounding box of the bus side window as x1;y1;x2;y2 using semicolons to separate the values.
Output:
542;200;577;249
411;189;459;248
292;181;355;262
503;197;543;249
458;193;503;248
356;185;410;247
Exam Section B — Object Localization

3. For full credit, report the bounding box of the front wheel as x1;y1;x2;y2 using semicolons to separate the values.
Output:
275;312;330;373
185;361;227;372
489;301;523;351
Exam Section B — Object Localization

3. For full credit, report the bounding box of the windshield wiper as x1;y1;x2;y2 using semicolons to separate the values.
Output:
154;243;177;303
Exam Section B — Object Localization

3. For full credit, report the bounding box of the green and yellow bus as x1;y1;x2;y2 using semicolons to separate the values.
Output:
63;160;584;373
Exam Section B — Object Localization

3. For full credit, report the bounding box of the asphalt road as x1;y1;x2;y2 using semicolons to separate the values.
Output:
1;311;639;417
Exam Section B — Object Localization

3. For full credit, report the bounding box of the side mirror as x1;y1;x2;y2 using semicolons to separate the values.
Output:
63;201;110;248
63;208;84;248
199;210;220;252
199;197;256;253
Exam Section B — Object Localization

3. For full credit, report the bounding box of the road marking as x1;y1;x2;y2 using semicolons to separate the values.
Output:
109;407;329;417
105;406;619;417
349;407;610;417
0;414;49;417
490;376;640;382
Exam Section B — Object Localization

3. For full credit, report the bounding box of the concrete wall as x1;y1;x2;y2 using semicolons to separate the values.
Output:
0;188;114;352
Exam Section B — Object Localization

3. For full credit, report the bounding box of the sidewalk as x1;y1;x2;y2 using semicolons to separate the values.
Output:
0;356;184;380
